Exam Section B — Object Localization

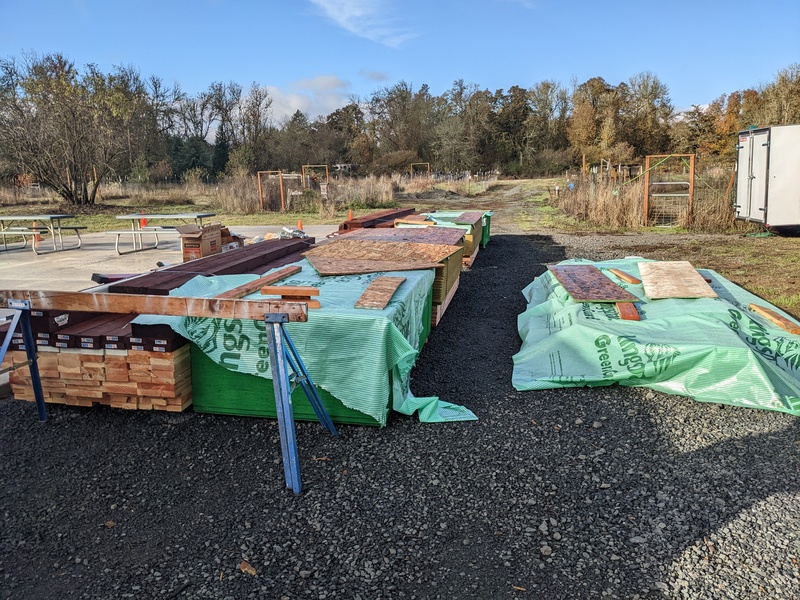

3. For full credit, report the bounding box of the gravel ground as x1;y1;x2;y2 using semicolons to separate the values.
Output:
2;220;799;599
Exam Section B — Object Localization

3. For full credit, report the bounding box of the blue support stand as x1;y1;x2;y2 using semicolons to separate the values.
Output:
1;301;48;422
264;313;338;495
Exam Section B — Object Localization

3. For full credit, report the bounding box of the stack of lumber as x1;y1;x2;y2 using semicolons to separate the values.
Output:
337;208;416;231
108;237;313;295
418;211;484;266
1;345;191;411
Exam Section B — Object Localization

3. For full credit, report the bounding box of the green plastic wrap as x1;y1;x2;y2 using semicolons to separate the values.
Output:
134;259;476;426
512;258;800;416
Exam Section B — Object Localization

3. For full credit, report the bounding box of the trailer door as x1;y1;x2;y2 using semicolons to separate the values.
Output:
748;129;770;223
735;132;752;219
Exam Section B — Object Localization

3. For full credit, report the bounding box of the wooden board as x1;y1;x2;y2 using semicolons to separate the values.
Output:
547;265;638;303
303;257;442;276
214;266;302;299
354;277;406;309
261;286;319;297
616;302;640;321
638;261;717;299
341;226;465;247
0;290;309;321
749;303;800;334
608;268;641;285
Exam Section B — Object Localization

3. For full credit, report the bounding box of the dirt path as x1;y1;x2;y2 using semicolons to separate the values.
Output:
401;179;800;318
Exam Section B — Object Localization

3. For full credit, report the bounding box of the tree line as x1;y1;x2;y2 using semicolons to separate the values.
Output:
1;52;798;205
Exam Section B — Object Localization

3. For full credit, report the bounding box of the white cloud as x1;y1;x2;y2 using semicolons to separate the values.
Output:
360;69;389;82
309;0;417;48
267;75;352;122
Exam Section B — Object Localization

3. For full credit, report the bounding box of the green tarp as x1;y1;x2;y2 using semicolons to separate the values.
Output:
134;259;477;426
512;258;800;416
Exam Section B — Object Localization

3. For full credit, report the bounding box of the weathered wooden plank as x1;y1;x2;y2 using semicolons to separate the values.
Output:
615;302;640;321
1;290;308;321
215;266;302;300
638;261;717;299
749;303;800;334
547;265;638;303
354;276;406;309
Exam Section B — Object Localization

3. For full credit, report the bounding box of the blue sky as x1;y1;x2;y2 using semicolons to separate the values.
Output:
1;0;798;122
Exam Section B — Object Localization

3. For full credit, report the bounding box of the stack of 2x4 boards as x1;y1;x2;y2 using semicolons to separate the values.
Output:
3;309;191;411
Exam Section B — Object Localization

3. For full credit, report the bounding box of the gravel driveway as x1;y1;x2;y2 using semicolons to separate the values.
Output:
2;216;799;599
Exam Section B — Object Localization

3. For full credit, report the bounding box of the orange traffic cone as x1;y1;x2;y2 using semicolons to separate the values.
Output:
347;209;353;221
297;219;303;231
139;211;148;228
32;222;41;246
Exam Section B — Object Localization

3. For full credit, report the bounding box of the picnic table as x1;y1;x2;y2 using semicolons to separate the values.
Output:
108;212;216;255
0;214;84;255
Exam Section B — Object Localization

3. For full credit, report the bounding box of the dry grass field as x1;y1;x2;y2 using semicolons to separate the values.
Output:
2;176;798;318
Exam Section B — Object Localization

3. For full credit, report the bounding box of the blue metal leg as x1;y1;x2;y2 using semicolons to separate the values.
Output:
4;301;47;422
263;313;340;494
280;327;339;437
265;314;302;494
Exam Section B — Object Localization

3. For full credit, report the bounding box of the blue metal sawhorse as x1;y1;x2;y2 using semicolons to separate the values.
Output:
0;301;48;422
264;313;338;495
1;302;336;494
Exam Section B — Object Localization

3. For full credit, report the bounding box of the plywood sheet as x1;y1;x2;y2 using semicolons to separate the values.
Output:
547;265;638;303
453;211;485;225
342;226;465;247
304;257;441;276
304;239;460;276
305;239;460;262
638;261;717;299
354;276;406;309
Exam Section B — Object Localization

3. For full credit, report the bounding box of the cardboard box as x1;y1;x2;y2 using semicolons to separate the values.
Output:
176;223;222;262
221;235;246;253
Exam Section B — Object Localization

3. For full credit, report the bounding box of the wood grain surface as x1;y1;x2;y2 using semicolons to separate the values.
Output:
638;261;717;299
354;276;406;309
547;265;638;303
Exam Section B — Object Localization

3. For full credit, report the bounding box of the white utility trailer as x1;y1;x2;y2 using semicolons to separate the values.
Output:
735;124;800;233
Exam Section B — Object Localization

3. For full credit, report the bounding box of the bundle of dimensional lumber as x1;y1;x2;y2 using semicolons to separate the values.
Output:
7;309;187;353
108;237;314;295
337;207;416;231
2;344;191;411
396;211;485;267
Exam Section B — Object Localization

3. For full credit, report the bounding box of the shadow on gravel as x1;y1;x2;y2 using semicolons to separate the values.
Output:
1;233;799;599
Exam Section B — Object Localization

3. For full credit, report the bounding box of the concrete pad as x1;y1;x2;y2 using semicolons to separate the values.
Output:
0;224;338;292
